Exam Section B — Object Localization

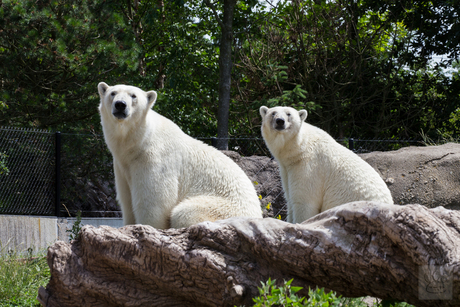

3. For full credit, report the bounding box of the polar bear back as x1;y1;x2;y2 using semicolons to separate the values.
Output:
296;124;393;211
133;111;261;219
148;112;257;203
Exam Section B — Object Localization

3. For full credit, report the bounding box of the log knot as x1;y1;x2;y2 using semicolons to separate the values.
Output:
227;276;245;301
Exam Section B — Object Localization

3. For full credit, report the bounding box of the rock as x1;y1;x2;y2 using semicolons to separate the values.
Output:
360;143;460;209
222;151;285;219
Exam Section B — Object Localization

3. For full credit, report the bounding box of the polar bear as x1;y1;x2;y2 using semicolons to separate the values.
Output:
260;105;393;223
97;82;262;229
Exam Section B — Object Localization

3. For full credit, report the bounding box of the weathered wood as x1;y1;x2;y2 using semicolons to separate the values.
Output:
38;201;460;307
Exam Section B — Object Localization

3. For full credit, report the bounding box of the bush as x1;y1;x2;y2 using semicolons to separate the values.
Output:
247;278;414;307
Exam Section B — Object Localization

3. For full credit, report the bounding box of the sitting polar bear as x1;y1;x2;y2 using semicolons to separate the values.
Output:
98;82;262;229
260;105;393;223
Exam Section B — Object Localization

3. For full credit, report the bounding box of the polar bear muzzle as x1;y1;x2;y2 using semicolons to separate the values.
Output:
113;100;128;119
275;117;286;130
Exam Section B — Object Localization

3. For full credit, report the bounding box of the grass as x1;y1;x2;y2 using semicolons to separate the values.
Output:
0;251;50;307
420;129;460;146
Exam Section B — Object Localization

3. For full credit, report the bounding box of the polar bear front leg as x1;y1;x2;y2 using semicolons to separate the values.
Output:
129;168;181;229
291;201;321;223
279;165;294;223
287;172;322;223
114;162;136;225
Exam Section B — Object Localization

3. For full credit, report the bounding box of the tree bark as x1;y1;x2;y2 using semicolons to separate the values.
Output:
38;201;460;307
215;0;237;150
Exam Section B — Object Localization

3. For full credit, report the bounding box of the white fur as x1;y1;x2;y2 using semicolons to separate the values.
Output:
98;82;262;229
260;105;394;223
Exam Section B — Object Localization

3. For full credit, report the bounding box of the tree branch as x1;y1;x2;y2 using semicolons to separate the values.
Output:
203;0;225;30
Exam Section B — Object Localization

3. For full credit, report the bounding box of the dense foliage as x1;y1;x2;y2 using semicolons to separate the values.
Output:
0;0;139;130
0;0;459;139
233;0;460;138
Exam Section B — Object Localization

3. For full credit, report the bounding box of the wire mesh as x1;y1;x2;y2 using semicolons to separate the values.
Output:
59;132;119;217
197;137;271;156
0;127;425;218
0;127;55;215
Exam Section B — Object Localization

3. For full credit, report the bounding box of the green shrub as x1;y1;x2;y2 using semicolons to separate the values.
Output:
247;278;414;307
66;210;83;241
252;278;306;306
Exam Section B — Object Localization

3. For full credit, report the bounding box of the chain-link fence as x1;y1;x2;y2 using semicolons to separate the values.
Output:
198;137;271;156
0;127;55;215
0;127;425;217
59;132;118;217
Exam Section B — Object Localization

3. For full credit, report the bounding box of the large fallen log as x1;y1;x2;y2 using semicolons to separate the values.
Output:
38;201;460;307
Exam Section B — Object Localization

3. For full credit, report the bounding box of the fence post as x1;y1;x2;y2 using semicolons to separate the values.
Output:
55;131;61;217
349;138;354;152
211;137;217;148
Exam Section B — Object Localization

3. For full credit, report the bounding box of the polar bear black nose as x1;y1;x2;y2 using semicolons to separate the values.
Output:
275;118;285;126
114;101;126;111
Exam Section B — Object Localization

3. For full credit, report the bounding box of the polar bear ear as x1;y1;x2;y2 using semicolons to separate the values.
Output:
299;109;308;122
98;82;109;97
146;90;157;107
259;106;269;118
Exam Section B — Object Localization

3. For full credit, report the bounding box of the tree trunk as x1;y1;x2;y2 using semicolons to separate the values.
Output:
215;0;237;150
38;201;460;307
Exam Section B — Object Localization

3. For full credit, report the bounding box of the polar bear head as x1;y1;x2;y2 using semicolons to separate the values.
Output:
259;106;308;137
97;82;157;123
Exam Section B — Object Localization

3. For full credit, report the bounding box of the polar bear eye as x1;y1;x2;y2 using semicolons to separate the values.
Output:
131;94;137;99
110;92;116;96
287;113;291;116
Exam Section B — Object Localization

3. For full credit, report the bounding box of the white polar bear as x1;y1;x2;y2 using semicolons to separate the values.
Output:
97;82;262;229
260;105;394;223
